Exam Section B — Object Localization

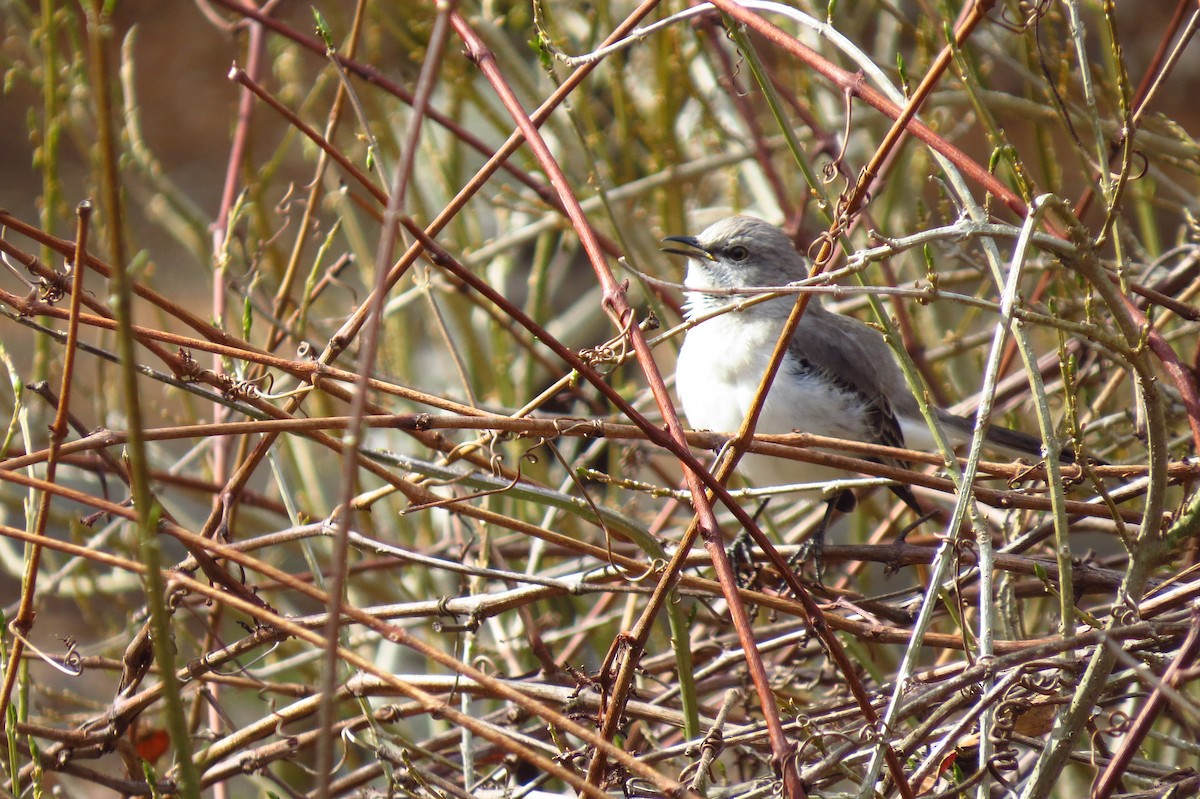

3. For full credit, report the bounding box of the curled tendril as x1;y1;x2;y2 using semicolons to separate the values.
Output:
340;721;370;752
62;636;82;672
993;0;1050;33
270;708;295;743
6;623;84;678
620;557;665;584
953;534;980;566
855;717;891;745
1111;597;1142;626
676;758;704;785
807;229;841;265
1019;668;1062;696
578;341;623;372
486;437;505;475
221;373;273;402
166;586;189;610
624;776;681;798
820;159;841;186
403;454;527;515
175;349;204;382
958;679;985;703
518;437;545;467
471;654;500;677
1127;149;1149;181
579;310;638;373
274;181;304;216
268;715;302;759
175;350;268;404
39;272;69;303
282;734;301;756
432;615;479;634
1097;709;1131;737
821;93;855;185
993;700;1022;739
216;376;242;400
993;692;1027;735
435;596;458;618
987;745;1021;783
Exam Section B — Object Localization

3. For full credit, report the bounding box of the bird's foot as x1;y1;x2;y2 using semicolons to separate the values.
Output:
797;530;827;585
894;508;939;544
729;528;759;589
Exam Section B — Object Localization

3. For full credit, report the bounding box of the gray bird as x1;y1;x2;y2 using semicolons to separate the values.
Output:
663;215;1064;547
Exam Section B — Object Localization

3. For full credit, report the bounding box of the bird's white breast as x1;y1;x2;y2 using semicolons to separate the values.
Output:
677;309;872;488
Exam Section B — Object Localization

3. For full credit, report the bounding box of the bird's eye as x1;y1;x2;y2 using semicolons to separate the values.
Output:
728;245;749;262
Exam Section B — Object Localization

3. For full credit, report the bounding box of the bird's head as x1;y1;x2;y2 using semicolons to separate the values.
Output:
662;215;810;316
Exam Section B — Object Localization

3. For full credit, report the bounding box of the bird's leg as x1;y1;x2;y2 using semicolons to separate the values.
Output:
729;525;758;589
751;497;772;524
729;499;775;589
801;488;857;583
885;484;938;575
895;508;939;542
889;485;928;543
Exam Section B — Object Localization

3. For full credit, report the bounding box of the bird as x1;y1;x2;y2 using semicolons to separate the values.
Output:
663;215;1067;557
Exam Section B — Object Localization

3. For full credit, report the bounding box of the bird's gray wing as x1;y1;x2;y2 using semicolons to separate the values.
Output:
787;308;923;513
788;308;913;447
791;306;1075;466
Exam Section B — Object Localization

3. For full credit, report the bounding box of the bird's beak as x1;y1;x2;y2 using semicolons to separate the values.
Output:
660;235;715;261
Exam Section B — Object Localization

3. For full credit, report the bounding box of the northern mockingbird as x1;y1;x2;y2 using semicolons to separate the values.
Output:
664;215;1066;549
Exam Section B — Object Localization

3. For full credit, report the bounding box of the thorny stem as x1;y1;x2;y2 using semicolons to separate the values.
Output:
0;203;91;740
313;4;455;798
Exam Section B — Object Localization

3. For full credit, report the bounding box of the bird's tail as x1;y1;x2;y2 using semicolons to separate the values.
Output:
935;409;1077;465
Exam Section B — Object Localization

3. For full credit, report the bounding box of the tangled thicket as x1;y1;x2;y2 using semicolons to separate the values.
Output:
0;2;1198;798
